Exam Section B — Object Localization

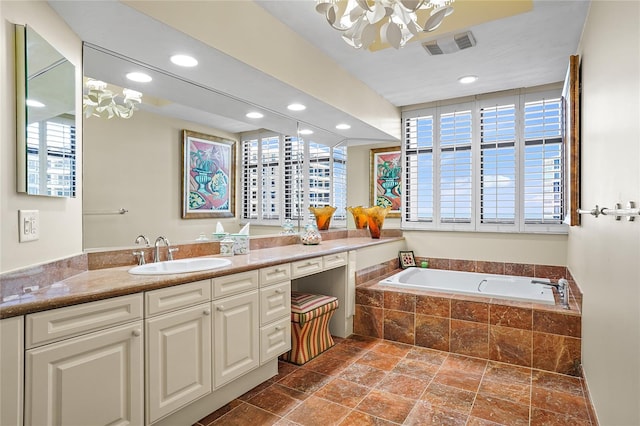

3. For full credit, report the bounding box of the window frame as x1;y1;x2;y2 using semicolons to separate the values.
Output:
402;89;568;234
240;132;347;227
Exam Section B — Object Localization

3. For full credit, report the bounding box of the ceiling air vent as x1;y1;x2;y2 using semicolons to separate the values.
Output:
422;31;477;55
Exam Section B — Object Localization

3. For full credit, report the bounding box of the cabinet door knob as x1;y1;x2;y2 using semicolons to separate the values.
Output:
275;289;284;294
275;326;284;331
203;309;211;315
132;329;141;337
216;306;224;311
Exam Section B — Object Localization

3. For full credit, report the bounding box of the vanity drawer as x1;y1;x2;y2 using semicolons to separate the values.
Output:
145;280;211;317
291;257;323;278
260;264;291;287
212;270;258;299
323;252;347;270
260;317;291;365
26;294;143;349
259;281;291;325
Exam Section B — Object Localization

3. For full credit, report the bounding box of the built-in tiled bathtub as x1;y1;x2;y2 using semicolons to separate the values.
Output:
354;257;583;376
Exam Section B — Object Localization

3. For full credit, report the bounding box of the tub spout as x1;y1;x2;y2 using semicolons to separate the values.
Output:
532;278;570;309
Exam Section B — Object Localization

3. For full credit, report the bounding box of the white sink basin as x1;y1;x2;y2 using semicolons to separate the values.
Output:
128;257;232;275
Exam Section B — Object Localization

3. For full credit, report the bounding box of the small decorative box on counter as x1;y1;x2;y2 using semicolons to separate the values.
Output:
231;234;249;254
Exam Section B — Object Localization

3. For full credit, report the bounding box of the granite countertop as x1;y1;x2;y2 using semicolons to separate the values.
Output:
0;237;403;319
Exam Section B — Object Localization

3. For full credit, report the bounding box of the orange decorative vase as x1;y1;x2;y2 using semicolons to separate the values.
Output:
309;206;337;231
346;206;368;229
364;206;391;239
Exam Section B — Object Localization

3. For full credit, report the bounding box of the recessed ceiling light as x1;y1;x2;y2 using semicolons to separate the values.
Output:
336;123;351;130
26;99;45;108
458;75;478;84
126;72;152;83
246;112;264;119
287;103;306;111
299;129;314;135
170;54;198;67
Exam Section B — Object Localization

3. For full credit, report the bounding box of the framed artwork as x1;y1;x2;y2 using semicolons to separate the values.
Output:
399;251;416;269
182;130;235;219
562;54;581;226
370;147;401;218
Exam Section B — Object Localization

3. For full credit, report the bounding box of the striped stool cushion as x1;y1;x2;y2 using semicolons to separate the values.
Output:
281;292;339;365
290;292;338;326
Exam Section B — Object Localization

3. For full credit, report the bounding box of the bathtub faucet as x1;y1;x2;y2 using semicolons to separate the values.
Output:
532;278;570;309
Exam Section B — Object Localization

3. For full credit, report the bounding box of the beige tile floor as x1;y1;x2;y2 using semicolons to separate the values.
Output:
194;335;596;426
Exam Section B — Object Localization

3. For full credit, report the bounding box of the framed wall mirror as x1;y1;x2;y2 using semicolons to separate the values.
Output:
15;24;77;197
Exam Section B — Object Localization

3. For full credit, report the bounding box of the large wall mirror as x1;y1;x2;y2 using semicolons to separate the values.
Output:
15;24;77;197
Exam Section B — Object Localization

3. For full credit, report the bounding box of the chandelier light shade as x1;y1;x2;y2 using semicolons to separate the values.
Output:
83;79;143;119
316;0;455;50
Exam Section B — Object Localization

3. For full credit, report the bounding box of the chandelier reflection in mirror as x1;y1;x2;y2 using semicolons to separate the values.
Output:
316;0;455;50
82;79;142;119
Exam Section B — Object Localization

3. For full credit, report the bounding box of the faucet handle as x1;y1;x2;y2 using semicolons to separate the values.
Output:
168;247;179;261
132;251;146;265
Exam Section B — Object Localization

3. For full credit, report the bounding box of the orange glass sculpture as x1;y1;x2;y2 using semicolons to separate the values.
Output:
346;206;368;229
364;206;391;239
309;206;337;231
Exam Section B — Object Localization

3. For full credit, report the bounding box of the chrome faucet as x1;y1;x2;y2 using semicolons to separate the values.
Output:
133;235;150;265
154;236;171;263
135;234;150;247
532;278;570;309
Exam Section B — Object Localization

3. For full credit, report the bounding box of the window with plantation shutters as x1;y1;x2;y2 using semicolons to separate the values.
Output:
523;97;563;225
480;104;516;224
27;116;76;197
241;133;347;226
402;88;566;234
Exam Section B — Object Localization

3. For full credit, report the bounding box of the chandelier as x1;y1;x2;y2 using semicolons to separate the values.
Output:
83;79;142;119
316;0;455;50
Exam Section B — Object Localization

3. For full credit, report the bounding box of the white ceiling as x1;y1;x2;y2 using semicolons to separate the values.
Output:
50;0;590;146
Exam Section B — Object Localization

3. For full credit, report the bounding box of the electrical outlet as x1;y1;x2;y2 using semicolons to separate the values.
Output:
18;210;39;242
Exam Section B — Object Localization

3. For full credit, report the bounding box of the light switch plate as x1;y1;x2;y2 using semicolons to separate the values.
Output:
18;210;39;242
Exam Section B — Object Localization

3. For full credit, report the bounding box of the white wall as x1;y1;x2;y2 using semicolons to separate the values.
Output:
567;2;640;424
0;1;83;273
83;109;241;249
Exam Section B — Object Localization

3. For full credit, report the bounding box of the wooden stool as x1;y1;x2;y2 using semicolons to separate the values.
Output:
280;291;339;365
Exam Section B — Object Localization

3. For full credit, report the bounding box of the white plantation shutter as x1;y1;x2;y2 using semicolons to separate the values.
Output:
308;142;331;209
284;136;305;221
332;146;347;221
479;103;516;225
402;89;566;233
241;137;259;220
439;108;472;224
260;136;281;220
404;113;434;222
523;97;563;225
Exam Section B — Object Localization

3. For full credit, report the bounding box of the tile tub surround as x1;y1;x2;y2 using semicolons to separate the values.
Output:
193;336;597;426
354;260;583;377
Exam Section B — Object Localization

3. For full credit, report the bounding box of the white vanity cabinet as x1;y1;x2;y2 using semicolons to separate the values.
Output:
145;280;212;424
24;294;144;426
212;271;259;387
259;264;291;364
0;316;24;426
